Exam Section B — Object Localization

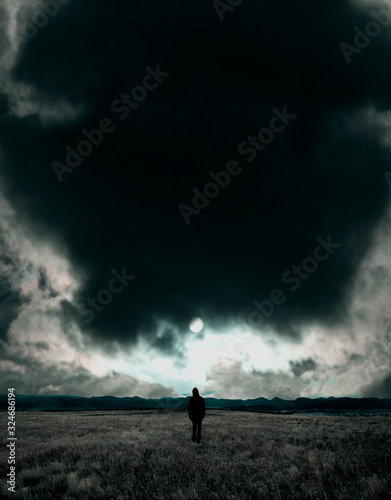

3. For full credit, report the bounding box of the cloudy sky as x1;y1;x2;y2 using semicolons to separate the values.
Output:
1;0;391;400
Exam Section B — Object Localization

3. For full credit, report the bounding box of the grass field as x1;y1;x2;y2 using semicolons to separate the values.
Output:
1;410;391;499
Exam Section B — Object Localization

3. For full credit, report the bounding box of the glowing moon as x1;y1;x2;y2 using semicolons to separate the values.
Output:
189;317;203;333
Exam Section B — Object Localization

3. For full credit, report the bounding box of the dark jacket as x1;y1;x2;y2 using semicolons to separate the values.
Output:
188;392;206;421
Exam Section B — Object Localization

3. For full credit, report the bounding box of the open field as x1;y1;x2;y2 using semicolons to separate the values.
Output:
1;410;391;499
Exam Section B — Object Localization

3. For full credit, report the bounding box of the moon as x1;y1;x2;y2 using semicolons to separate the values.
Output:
189;317;204;333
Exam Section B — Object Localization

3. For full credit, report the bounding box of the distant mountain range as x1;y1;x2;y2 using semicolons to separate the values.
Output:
1;394;391;414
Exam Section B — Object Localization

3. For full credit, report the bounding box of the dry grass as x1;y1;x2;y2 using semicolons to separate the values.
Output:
1;410;391;499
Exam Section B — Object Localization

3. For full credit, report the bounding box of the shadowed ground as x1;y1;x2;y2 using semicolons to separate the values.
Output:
1;410;391;499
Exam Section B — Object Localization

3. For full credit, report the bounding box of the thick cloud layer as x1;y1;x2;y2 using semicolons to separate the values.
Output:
1;0;391;367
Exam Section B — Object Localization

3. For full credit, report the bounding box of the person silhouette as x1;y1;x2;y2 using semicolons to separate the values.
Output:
188;387;206;444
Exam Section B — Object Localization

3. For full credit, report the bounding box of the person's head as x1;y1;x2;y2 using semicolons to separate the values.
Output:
192;387;199;397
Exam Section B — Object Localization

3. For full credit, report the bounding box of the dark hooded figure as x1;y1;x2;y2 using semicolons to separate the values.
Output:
188;387;206;444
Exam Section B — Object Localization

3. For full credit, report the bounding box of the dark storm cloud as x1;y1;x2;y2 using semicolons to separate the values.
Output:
1;0;391;352
149;327;185;360
289;358;317;378
363;372;391;398
0;239;24;339
0;287;21;340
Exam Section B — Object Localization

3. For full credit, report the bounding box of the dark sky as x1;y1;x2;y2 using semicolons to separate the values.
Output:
0;0;391;398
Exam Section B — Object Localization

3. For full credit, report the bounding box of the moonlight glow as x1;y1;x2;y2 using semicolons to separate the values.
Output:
189;317;204;333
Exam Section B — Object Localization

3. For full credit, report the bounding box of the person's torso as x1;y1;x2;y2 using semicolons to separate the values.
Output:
190;396;204;413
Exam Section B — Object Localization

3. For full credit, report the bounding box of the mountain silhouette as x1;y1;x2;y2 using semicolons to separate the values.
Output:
1;394;390;413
